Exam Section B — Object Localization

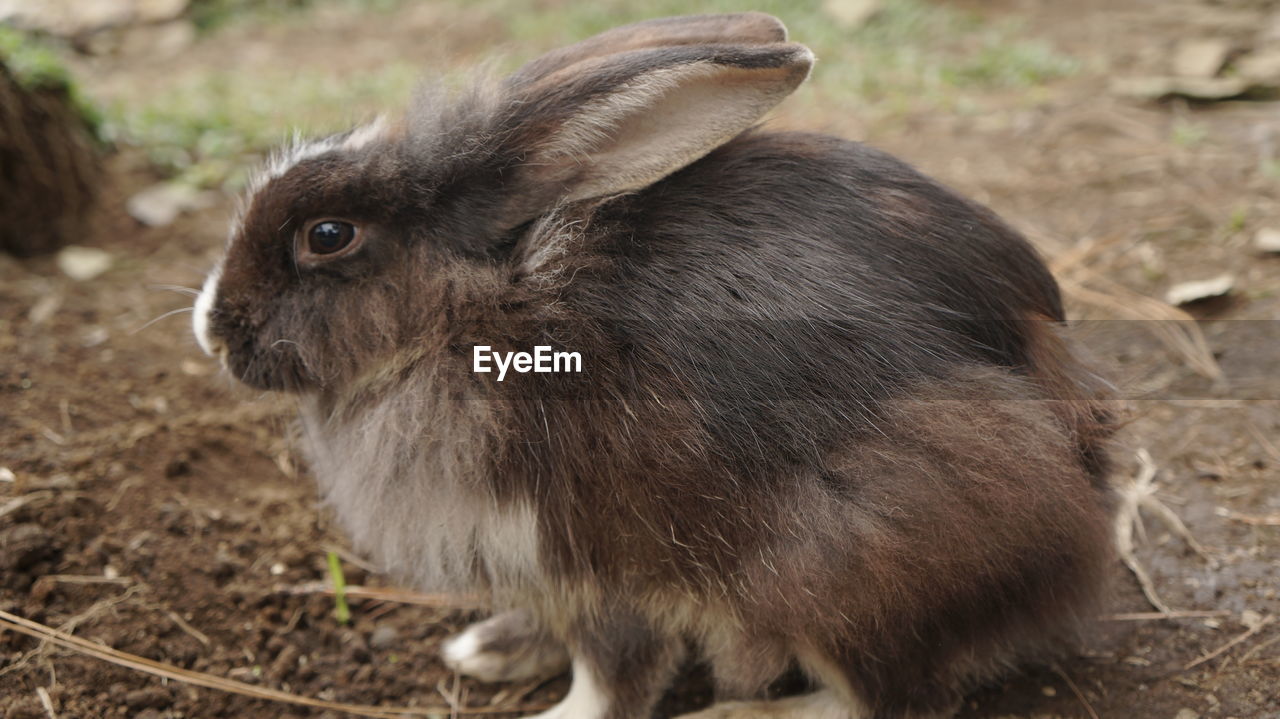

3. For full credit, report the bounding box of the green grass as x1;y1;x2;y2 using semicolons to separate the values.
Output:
326;550;352;625
102;0;1078;187
188;0;401;32
491;0;1078;106
1259;157;1280;182
100;63;422;189
0;26;104;134
0;25;74;89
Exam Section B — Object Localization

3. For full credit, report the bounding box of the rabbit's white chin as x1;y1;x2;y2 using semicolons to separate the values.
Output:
192;265;225;359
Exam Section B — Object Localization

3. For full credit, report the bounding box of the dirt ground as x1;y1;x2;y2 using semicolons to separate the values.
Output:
2;0;1279;717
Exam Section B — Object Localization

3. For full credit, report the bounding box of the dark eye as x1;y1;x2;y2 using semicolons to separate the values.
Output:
306;220;357;256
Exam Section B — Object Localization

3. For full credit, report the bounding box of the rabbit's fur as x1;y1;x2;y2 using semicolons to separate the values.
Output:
194;13;1116;719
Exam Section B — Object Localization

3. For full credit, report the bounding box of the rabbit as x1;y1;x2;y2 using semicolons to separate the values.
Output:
192;12;1117;719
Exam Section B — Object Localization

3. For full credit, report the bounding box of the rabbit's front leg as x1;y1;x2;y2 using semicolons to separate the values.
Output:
528;610;685;719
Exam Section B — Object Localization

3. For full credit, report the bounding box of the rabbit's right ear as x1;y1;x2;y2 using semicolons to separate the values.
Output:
506;13;789;88
497;42;814;226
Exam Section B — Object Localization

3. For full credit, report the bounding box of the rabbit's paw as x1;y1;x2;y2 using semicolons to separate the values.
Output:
524;657;609;719
676;691;866;719
441;609;569;683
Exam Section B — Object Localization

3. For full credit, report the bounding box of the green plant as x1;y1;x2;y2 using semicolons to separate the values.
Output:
101;0;1081;187
326;550;352;625
99;63;419;186
0;26;103;134
1225;204;1248;234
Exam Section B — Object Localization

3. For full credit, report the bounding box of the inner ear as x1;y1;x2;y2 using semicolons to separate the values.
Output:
551;60;807;203
503;43;814;221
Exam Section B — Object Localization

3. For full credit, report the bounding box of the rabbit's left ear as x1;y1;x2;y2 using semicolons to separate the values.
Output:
500;43;813;221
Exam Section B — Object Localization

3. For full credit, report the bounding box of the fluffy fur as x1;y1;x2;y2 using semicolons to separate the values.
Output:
194;13;1117;719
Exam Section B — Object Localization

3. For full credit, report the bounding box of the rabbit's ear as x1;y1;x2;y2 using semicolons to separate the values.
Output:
506;13;789;88
503;43;813;216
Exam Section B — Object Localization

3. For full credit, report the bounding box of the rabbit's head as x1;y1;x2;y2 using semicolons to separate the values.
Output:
193;14;813;391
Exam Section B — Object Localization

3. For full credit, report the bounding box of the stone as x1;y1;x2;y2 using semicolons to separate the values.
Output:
1173;38;1233;78
1237;50;1280;86
56;246;113;281
370;625;398;649
0;0;190;35
1166;274;1235;306
1254;227;1280;253
126;182;215;227
0;0;132;36
822;0;882;30
1112;76;1249;101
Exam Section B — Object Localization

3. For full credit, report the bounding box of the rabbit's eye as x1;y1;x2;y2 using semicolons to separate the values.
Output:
306;220;358;256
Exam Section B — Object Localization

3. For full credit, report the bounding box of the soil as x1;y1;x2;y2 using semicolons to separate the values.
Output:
2;1;1278;717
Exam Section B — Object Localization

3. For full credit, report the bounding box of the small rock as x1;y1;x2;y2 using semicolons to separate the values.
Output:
27;293;63;325
124;686;171;711
0;467;14;483
822;0;882;30
56;246;113;281
125;182;216;227
1256;227;1280;253
1040;685;1057;697
1175;709;1200;719
1112;76;1249;100
370;625;398;649
82;325;110;347
180;358;210;376
1166;274;1235;306
0;0;132;36
1173;38;1233;78
1237;50;1280;86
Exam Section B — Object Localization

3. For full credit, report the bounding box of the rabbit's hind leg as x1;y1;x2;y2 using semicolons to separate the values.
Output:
441;608;570;682
676;690;867;719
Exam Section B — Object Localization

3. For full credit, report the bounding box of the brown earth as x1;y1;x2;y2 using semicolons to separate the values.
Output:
2;0;1279;717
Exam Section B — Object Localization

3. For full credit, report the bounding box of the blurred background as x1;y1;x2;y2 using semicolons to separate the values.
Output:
1;0;1278;717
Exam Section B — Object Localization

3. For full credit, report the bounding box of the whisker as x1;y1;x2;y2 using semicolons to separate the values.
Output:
148;284;200;297
132;307;195;334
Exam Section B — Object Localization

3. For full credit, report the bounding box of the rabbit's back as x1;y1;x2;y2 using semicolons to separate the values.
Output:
541;130;1105;475
584;130;1062;361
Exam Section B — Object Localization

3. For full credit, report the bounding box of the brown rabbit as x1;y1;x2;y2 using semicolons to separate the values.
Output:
193;13;1116;719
